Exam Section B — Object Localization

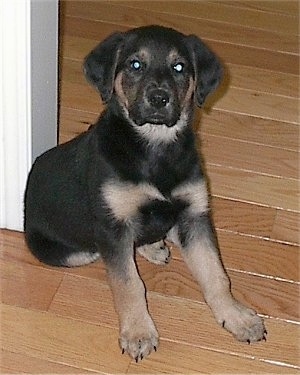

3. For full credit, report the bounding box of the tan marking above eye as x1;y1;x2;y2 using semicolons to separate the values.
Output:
168;49;180;62
138;48;151;61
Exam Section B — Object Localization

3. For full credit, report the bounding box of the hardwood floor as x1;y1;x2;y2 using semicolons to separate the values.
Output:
1;1;299;373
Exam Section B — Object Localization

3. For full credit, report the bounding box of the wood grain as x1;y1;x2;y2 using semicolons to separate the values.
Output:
116;1;298;35
2;1;299;373
49;275;300;367
200;110;299;151
1;350;97;374
2;304;130;374
272;210;300;244
208;165;299;212
62;17;299;74
221;1;299;16
64;1;299;54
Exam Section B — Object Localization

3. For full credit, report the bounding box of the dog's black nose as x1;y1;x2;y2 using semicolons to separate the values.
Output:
148;89;169;109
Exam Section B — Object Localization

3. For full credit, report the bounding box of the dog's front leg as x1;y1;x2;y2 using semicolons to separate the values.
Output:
169;212;266;343
105;242;158;361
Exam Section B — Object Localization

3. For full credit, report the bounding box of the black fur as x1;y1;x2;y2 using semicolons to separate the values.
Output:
24;25;222;269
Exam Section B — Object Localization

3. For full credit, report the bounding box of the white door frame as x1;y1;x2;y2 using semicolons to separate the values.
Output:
0;0;58;231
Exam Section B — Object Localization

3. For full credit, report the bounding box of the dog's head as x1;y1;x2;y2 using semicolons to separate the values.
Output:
84;25;222;131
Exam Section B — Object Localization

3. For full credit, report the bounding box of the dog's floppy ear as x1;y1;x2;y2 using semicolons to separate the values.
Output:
187;35;223;107
83;32;124;103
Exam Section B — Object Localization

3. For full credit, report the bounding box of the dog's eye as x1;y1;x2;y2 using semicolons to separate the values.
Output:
130;59;142;71
173;62;184;73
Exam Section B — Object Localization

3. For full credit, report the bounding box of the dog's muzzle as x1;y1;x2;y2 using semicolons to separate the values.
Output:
147;88;170;109
130;86;180;127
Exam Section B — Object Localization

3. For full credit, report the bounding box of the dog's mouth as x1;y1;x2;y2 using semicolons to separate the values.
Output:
128;95;181;128
140;114;174;127
133;111;179;128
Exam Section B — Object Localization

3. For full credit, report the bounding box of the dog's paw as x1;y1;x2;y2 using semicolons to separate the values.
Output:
137;240;171;265
119;322;159;362
217;300;267;343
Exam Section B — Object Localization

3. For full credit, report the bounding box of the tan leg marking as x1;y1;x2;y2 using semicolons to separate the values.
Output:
108;258;159;361
168;227;266;343
137;240;171;265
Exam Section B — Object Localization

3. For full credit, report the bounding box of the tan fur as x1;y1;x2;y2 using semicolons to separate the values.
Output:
107;257;159;360
102;179;166;222
137;240;171;265
137;48;151;62
182;77;196;108
168;227;266;343
114;72;129;108
65;251;101;267
172;180;209;216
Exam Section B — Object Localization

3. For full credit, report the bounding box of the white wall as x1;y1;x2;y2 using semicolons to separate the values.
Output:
31;0;59;161
0;0;58;231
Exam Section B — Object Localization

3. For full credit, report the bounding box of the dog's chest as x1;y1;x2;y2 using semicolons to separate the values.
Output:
102;178;208;225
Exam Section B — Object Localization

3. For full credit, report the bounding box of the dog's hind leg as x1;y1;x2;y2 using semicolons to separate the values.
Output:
136;240;171;265
25;230;101;267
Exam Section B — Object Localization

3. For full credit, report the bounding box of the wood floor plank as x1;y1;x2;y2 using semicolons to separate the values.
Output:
201;134;299;179
60;81;100;113
3;227;298;303
49;275;300;368
63;2;298;54
2;304;131;374
0;258;63;311
208;165;299;212
127;340;296;374
222;1;299;16
61;29;299;75
212;86;299;124
58;110;96;144
212;198;275;238
228;63;299;98
217;231;299;281
208;39;298;74
272;210;300;245
116;1;298;35
200;110;299;151
135;258;299;321
1;229;43;267
0;350;97;374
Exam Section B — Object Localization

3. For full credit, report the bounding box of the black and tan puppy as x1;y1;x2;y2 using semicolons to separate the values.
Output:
24;25;266;361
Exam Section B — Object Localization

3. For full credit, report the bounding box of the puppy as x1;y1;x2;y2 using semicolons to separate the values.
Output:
24;25;266;361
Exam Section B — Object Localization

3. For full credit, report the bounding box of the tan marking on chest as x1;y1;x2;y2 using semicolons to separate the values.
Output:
172;180;209;215
102;180;166;222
